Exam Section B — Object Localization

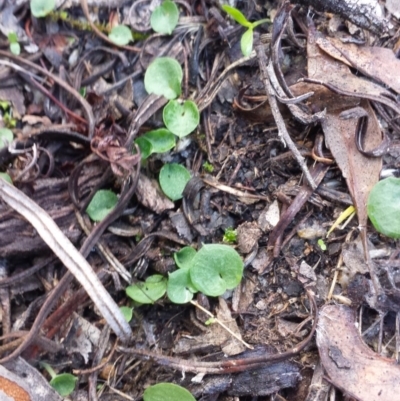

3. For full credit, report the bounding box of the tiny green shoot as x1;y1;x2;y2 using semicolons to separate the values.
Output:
159;163;191;201
30;0;56;18
150;0;179;35
0;128;13;148
202;161;214;173
367;177;400;238
317;238;327;251
163;100;200;138
86;189;118;222
222;5;270;56
41;362;77;397
7;32;20;55
144;383;195;401
108;25;133;46
223;227;237;244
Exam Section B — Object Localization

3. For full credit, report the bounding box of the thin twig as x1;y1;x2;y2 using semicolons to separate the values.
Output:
255;44;317;189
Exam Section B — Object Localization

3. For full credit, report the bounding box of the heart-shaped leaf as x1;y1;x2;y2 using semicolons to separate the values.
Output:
126;275;167;304
167;268;197;304
159;163;191;201
151;0;179;35
367;177;400;238
163;100;199;138
144;57;182;100
86;190;118;222
174;246;196;269
30;0;55;17
190;244;243;297
144;383;195;401
50;374;77;397
108;25;133;46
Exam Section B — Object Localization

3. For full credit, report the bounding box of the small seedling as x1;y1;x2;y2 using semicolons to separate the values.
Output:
144;383;195;401
86;189;118;222
326;205;356;237
202;161;214;173
108;25;133;46
144;57;183;100
126;275;167;304
41;363;77;397
30;0;56;18
222;5;270;56
150;0;179;35
163;100;200;138
0;173;12;184
0;128;13;149
120;306;133;322
317;238;327;251
7;32;20;55
223;227;237;244
367;177;400;238
159;163;191;201
135;128;176;160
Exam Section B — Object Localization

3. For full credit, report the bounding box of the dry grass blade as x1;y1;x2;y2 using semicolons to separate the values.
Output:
0;178;132;342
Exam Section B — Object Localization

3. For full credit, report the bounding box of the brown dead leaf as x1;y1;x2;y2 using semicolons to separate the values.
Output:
317;305;400;401
316;34;400;94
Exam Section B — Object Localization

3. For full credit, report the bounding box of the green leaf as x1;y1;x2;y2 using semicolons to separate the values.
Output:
0;173;12;184
108;25;133;46
174;246;197;269
120;306;133;322
159;163;191;201
144;57;182;100
30;0;56;18
190;244;243;297
251;18;270;29
167;268;197;304
9;42;20;55
135;136;153;160
86;189;118;222
240;28;253;56
144;128;176;153
0;128;13;148
163;100;199;138
126;275;167;304
50;374;77;397
0;101;9;111
150;0;179;35
367;177;400;238
222;5;252;28
7;32;18;44
144;383;196;401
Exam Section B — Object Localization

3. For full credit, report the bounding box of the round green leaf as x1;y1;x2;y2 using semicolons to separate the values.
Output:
0;128;13;148
86;189;118;222
221;5;252;28
50;374;77;397
367;177;400;238
163;100;199;138
174;246;196;269
126;275;167;304
120;306;133;322
241;28;253;56
144;128;176;153
159;163;191;201
10;42;20;55
144;57;182;100
108;25;133;46
144;383;195;401
135;136;153;160
30;0;56;17
0;173;12;184
8;32;18;43
150;0;179;35
167;268;197;304
190;244;243;297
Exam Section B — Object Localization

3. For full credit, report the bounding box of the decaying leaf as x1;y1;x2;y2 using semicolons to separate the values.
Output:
317;305;400;401
316;34;400;94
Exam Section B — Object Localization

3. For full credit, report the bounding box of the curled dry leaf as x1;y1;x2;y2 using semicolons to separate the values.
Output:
317;305;400;401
